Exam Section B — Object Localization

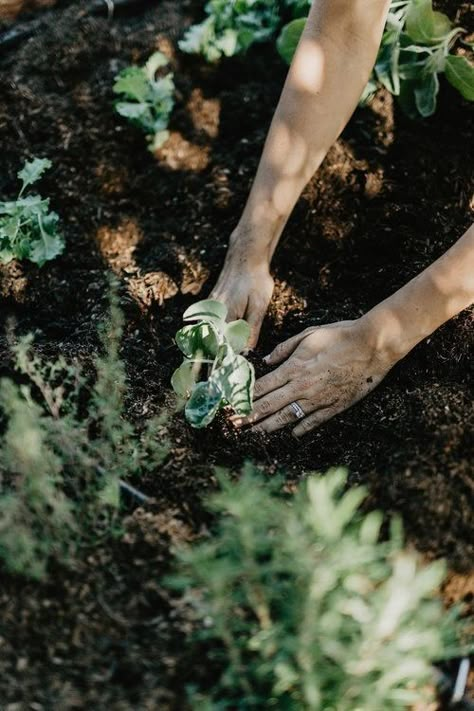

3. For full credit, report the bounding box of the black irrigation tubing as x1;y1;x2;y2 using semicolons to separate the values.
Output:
0;0;148;52
119;478;151;506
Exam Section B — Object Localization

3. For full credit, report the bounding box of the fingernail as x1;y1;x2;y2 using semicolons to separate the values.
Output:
232;419;243;428
263;355;270;364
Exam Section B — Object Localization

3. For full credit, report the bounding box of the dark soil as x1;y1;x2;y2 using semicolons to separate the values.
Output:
0;0;473;708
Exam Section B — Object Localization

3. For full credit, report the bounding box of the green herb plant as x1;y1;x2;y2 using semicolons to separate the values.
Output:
0;158;64;266
171;299;255;429
277;0;474;118
0;287;169;579
171;466;471;709
113;51;175;152
179;0;282;62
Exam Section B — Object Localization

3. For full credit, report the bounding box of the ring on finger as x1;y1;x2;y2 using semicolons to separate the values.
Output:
290;401;305;419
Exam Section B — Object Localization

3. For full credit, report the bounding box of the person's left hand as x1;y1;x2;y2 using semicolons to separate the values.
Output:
232;318;397;437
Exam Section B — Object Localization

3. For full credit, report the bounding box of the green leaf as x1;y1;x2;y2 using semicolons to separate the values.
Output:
185;381;222;428
183;299;228;324
375;41;401;95
277;18;306;65
414;71;439;117
29;212;64;266
175;323;220;360
113;66;149;103
171;361;199;398
397;79;421;119
211;347;255;415
445;55;474;101
224;320;250;353
18;158;51;191
405;0;452;45
115;101;150;120
144;51;169;80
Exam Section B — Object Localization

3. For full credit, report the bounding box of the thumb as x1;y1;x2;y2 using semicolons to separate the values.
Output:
264;328;314;365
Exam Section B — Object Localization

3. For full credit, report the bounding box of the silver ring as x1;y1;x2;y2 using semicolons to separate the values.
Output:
290;401;305;419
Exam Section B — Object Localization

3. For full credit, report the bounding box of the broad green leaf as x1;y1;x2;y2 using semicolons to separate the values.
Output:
171;360;198;398
224;320;250;353
175;322;220;359
405;0;452;45
414;71;439;117
18;158;51;191
183;299;227;324
185;381;222;428
211;347;255;415
216;28;239;56
113;66;149;103
144;51;169;80
29;212;64;266
445;55;474;101
277;18;306;65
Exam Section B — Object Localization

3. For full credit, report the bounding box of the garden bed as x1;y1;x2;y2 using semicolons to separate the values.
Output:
0;0;472;707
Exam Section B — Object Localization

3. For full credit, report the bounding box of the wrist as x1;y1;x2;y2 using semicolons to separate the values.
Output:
359;302;425;366
227;225;273;270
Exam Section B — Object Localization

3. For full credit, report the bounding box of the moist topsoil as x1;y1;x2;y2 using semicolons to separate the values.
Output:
0;0;473;708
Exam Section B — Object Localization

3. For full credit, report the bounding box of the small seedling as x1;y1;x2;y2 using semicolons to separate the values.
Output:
0;158;64;266
179;0;281;62
113;51;175;152
171;299;255;428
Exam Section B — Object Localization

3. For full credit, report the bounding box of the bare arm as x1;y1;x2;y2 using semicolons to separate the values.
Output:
233;222;474;436
212;0;391;345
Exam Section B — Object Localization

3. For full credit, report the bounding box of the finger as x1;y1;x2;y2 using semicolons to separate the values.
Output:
292;404;341;438
233;384;296;427
253;399;311;434
264;328;315;366
246;301;266;350
253;362;291;400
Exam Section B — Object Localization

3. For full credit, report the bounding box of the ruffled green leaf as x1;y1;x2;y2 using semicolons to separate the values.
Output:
18;158;51;192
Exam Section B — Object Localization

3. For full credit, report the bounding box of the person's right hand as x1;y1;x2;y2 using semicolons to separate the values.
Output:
210;242;274;350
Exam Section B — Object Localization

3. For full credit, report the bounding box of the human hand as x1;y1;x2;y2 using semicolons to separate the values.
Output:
233;318;397;437
210;234;274;350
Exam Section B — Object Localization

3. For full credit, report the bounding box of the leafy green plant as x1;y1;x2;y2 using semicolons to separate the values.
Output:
179;0;282;62
170;466;471;709
0;158;64;266
113;51;175;151
0;287;169;579
171;299;254;428
277;0;474;118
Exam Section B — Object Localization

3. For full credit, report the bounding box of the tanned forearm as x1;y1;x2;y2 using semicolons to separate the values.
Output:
362;223;474;361
232;0;391;265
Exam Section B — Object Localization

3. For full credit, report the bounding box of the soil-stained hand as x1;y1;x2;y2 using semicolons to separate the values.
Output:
233;320;396;437
210;258;274;350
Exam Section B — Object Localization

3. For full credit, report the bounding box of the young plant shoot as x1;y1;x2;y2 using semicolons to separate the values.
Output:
179;0;281;62
172;299;255;428
113;51;175;152
0;158;64;266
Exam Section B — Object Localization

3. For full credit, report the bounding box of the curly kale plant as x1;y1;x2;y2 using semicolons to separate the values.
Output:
0;158;64;266
277;0;474;118
171;299;255;428
171;466;471;709
179;0;281;62
113;51;175;151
